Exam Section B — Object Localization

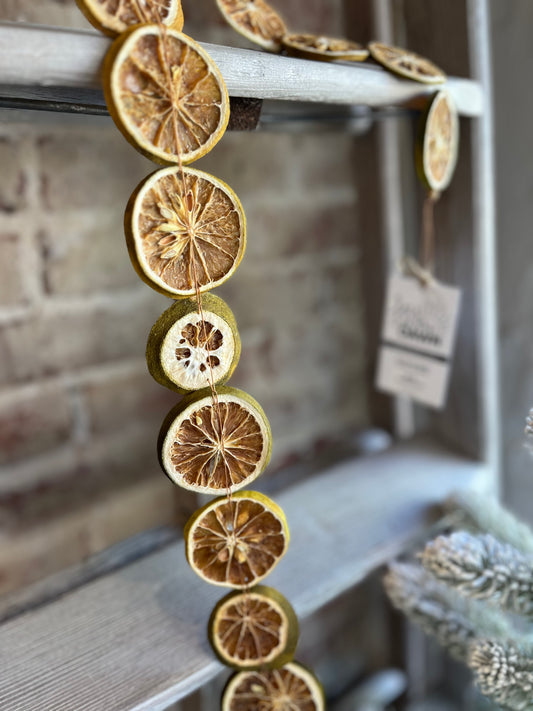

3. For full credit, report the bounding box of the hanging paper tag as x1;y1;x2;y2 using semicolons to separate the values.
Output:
376;274;461;409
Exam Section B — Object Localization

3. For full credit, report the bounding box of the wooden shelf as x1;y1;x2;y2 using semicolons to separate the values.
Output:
0;437;488;711
0;22;483;117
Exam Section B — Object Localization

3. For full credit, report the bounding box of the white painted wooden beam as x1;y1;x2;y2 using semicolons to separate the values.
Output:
0;437;487;711
0;22;483;116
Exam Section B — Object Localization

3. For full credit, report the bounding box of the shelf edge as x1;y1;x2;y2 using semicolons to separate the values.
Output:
0;23;483;116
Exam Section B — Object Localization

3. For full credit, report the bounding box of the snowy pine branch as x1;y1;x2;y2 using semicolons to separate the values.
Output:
384;562;510;663
469;639;533;711
420;531;533;618
445;491;533;557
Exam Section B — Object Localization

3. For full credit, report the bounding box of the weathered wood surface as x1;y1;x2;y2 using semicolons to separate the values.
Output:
401;0;499;478
0;438;487;711
0;22;483;116
0;527;178;623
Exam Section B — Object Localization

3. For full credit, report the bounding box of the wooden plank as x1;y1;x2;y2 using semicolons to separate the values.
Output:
0;437;488;711
465;0;500;489
373;0;417;440
401;0;498;472
0;22;483;116
0;527;178;624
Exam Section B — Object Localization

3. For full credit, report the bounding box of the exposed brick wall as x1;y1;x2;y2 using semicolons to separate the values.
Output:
0;0;369;594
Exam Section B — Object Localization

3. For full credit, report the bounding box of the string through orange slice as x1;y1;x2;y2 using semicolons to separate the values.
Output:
185;491;289;587
126;166;246;298
222;662;325;711
159;387;272;494
147;294;241;394
209;586;298;669
104;25;230;165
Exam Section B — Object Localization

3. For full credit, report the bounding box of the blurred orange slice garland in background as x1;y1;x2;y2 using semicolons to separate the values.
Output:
76;0;458;705
76;0;325;706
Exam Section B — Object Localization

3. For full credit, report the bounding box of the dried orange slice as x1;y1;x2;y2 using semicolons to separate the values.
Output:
147;294;241;393
415;90;459;193
209;586;298;669
103;26;230;165
125;166;245;297
76;0;184;38
159;387;272;494
222;662;325;711
216;0;287;52
282;33;369;62
368;41;446;84
185;491;288;587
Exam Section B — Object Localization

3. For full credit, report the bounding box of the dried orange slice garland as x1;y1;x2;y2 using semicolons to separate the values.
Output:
415;89;459;194
222;662;325;711
368;41;446;84
209;585;299;669
215;0;287;52
125;166;246;296
282;33;369;62
78;0;321;705
77;0;184;37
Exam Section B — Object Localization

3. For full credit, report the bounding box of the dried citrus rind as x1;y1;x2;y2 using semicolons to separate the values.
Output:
222;662;325;711
159;387;272;494
76;0;183;38
104;25;230;165
415;90;459;193
282;33;369;62
209;585;298;670
215;0;287;52
125;166;246;297
185;491;289;587
368;41;446;84
147;294;241;393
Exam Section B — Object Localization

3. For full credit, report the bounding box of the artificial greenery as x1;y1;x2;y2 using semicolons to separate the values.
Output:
385;488;533;709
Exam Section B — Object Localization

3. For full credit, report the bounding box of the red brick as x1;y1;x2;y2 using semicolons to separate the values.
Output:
218;252;361;330
199;133;303;198
83;363;177;436
0;382;72;465
0;423;165;529
0;292;167;384
0;234;28;307
39;210;139;295
242;202;358;259
0;138;27;213
0;476;177;595
38;128;152;211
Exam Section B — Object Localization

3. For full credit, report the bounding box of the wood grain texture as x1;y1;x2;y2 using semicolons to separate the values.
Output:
0;22;483;116
401;0;499;477
0;527;179;624
0;437;487;711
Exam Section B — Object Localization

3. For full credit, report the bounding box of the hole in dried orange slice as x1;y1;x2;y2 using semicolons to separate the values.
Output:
222;662;325;711
159;387;272;494
104;26;230;165
185;491;288;587
416;90;459;193
209;585;298;669
76;0;184;38
147;294;241;393
368;41;446;84
282;33;369;62
216;0;287;52
126;166;245;297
